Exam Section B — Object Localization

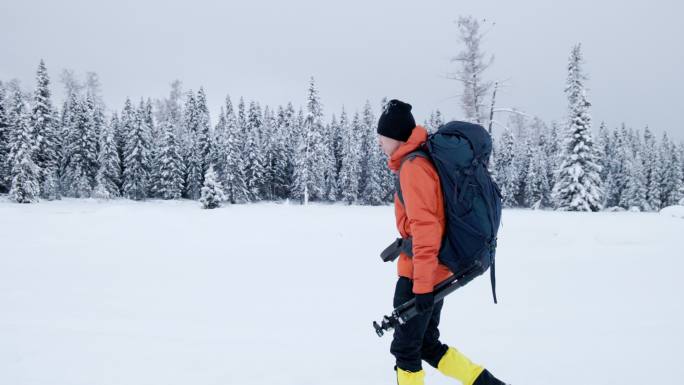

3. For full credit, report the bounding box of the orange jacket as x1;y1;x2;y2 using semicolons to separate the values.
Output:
388;125;453;294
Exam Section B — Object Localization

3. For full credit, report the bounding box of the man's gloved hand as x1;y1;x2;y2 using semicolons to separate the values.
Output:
414;292;434;314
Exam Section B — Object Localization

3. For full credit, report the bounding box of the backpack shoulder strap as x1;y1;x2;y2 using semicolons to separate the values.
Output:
395;149;429;206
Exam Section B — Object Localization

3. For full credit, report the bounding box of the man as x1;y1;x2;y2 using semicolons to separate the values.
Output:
377;100;507;385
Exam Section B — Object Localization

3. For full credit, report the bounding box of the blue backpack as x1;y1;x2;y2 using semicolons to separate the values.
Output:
395;121;503;303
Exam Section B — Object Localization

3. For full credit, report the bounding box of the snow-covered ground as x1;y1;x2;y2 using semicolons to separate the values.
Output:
1;199;683;385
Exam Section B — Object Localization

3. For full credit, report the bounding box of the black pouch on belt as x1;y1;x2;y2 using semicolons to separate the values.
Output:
380;237;413;262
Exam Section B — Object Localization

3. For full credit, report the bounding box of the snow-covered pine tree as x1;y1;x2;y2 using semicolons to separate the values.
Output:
5;86;26;184
86;93;105;156
62;93;98;197
221;95;249;204
93;117;121;199
261;106;277;200
271;105;292;199
291;78;326;204
338;109;361;204
244;101;266;201
211;107;228;186
595;122;612;198
543;121;562;190
425;109;444;134
603;126;629;208
452;16;493;124
109;112;124;185
200;165;225;209
122;100;152;200
493;128;518;207
156;120;184;199
621;151;648;210
358;100;375;197
29;60;60;199
360;102;385;205
84;93;102;173
659;133;683;206
56;99;70;191
679;143;684;206
331;111;344;178
144;98;164;198
523;145;551;209
195;87;212;182
643;127;662;210
280;102;298;198
8;91;40;203
322;118;338;202
552;44;602;212
513;137;533;206
182;90;202;199
0;83;11;193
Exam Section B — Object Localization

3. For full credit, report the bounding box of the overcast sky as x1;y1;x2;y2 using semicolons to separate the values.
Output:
1;0;682;139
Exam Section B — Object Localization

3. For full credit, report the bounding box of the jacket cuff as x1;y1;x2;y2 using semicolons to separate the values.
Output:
412;281;433;294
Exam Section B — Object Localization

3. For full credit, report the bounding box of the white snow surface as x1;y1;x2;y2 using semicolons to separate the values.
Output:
1;199;683;385
660;205;684;219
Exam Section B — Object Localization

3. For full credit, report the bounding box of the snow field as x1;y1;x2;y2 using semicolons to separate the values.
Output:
1;200;683;385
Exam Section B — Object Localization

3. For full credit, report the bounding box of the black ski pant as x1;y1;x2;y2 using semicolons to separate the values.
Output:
390;276;449;372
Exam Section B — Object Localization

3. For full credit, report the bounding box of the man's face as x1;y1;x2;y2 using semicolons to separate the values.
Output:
378;134;402;157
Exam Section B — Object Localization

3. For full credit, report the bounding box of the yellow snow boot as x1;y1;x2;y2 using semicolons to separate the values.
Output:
436;346;485;385
396;367;425;385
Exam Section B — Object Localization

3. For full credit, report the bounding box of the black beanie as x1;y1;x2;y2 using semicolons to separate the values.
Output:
377;99;416;142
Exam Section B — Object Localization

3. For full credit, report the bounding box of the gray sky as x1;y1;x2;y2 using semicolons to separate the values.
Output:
2;0;683;139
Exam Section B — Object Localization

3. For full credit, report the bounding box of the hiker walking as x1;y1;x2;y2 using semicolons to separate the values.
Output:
376;100;507;385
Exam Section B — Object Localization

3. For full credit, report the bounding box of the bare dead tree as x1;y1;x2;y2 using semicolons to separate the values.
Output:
449;16;494;125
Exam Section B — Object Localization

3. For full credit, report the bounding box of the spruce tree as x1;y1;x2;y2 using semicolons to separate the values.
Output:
493;128;518;207
93;117;121;198
245;101;266;200
358;100;375;196
360;102;385;205
156;120;184;199
271;105;292;199
195;87;212;180
8;92;40;203
362;141;385;205
211;107;229;187
595;122;612;205
62;94;98;197
261;106;277;200
221;95;249;204
643;128;663;210
281;102;297;198
183;91;203;199
425;109;444;134
322;119;338;202
331;112;344;178
524;144;551;209
514;139;533;206
604;126;630;208
0;83;11;193
338;109;361;204
29;60;60;199
552;44;602;211
200;165;225;209
660;134;683;206
122;100;151;200
291;78;326;204
621;152;648;210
